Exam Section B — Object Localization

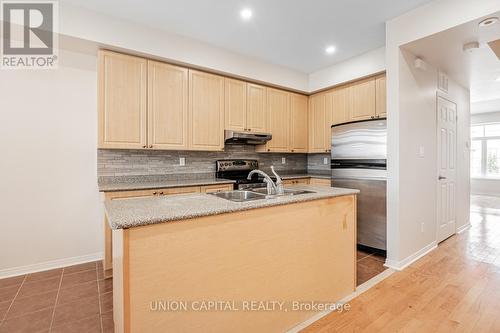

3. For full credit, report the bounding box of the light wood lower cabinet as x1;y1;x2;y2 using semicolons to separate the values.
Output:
283;178;310;185
102;184;233;277
200;184;234;193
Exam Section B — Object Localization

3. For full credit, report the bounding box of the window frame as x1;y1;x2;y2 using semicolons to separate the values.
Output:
471;122;500;179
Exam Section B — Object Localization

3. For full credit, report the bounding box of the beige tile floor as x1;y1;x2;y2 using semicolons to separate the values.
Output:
0;261;113;333
356;249;387;285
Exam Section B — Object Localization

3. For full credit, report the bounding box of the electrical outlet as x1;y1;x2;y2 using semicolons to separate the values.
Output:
282;157;286;164
421;222;424;233
179;157;185;166
323;157;329;165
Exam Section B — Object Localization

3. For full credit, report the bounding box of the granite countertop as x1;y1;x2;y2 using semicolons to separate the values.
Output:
98;173;330;192
104;185;359;229
98;175;235;192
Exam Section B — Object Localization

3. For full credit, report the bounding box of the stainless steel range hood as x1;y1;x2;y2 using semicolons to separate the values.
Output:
224;130;272;145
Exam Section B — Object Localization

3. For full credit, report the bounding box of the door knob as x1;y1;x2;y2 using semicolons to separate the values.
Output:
438;176;447;180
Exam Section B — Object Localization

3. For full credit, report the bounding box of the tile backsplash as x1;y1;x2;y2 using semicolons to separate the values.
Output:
307;154;331;174
98;145;308;177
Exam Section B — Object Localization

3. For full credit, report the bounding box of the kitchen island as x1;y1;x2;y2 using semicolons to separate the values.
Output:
105;185;358;333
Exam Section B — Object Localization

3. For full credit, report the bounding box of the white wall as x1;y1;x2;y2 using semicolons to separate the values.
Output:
471;111;500;196
58;3;309;92
0;47;102;276
308;47;386;92
385;0;499;269
392;48;470;266
471;111;500;124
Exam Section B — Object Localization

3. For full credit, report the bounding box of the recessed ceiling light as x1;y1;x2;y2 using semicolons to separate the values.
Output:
240;8;253;20
325;45;336;55
479;17;499;27
496;76;500;82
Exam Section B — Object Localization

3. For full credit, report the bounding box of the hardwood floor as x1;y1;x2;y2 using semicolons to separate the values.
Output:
302;196;500;332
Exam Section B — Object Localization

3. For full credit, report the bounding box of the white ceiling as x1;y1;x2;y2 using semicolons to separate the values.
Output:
60;0;432;73
402;11;500;114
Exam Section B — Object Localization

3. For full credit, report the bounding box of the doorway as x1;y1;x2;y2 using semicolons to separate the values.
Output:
436;96;458;242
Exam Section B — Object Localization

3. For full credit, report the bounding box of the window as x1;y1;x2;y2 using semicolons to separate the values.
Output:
471;123;500;178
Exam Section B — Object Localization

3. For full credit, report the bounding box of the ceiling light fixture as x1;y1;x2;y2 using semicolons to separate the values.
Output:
496;76;500;82
325;45;336;55
463;41;480;53
240;8;253;20
479;17;499;27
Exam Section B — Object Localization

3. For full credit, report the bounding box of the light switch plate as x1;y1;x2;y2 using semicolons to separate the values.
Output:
323;157;329;165
179;157;185;166
418;146;425;158
282;157;286;164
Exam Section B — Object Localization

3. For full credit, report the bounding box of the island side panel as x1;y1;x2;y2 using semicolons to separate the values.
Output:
124;195;356;333
112;228;131;333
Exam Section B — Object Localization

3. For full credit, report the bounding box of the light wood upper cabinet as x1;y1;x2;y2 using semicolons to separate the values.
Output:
246;83;267;132
258;88;290;152
348;77;376;121
98;51;147;149
290;93;308;153
375;75;387;118
147;61;188;150
188;70;225;151
224;78;247;132
329;87;349;126
308;93;329;153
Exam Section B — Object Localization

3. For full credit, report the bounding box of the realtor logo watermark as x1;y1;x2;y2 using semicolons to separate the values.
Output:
1;0;58;69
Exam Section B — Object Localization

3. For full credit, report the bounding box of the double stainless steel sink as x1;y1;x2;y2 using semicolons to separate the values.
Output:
211;188;315;202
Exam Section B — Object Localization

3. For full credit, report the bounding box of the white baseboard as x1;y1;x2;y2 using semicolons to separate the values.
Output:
384;241;437;271
457;223;471;234
0;252;103;279
286;269;395;333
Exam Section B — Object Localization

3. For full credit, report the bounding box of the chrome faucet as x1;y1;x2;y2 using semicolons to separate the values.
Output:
247;168;284;195
270;166;284;195
247;169;277;195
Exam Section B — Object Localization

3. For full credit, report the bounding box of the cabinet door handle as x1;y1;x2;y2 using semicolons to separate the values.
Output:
153;191;158;195
142;145;147;148
159;192;164;195
149;145;153;148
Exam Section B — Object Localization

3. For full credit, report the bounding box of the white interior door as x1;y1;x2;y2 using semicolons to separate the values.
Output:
437;96;457;243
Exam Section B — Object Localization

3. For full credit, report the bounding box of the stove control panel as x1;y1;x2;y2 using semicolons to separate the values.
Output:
216;159;258;172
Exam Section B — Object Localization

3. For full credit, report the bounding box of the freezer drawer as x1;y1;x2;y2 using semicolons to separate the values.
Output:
333;177;386;251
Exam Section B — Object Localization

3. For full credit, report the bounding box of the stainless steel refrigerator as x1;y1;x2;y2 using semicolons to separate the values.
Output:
331;119;387;251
